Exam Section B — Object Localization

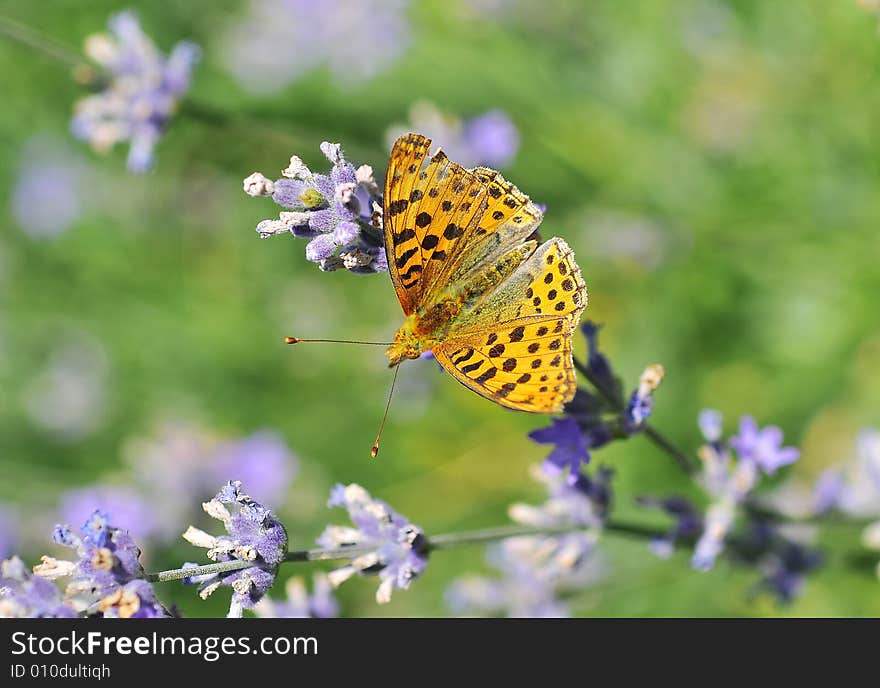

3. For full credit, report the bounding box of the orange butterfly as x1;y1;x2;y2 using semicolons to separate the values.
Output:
383;133;588;414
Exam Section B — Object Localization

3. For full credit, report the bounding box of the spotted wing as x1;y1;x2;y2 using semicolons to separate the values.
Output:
432;317;578;412
431;238;587;413
383;134;544;314
453;238;587;331
383;134;486;314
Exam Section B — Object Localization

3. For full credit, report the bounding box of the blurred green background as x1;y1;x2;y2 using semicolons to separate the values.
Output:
1;0;879;617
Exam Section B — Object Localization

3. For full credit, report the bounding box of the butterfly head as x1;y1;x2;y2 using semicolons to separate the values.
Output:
386;322;430;367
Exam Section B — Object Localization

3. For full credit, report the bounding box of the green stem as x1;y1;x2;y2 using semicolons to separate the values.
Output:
0;15;84;67
572;357;698;474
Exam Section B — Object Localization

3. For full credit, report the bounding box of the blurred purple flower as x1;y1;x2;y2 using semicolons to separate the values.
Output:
12;137;92;240
637;496;702;559
222;0;411;94
244;142;386;272
731;416;800;475
0;556;77;618
182;481;287;618
253;573;338;618
461;110;520;168
71;10;200;172
210;431;298;508
446;536;605;618
317;483;428;604
386;101;520;168
59;485;158;543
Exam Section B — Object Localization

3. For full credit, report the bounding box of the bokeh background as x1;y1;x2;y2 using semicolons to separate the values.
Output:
1;0;879;617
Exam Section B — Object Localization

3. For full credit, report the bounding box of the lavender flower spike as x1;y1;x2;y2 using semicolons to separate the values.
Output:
71;11;200;172
244;142;386;273
624;364;665;433
32;510;166;617
317;484;428;604
181;481;287;618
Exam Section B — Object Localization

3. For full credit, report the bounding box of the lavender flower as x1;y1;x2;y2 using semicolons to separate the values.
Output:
253;574;339;618
182;481;287;618
222;0;411;94
580;321;622;401
0;557;77;618
244;142;386;272
691;411;801;570
71;10;200;172
730;416;800;475
32;510;166;617
317;484;428;604
386;101;520;168
529;417;592;481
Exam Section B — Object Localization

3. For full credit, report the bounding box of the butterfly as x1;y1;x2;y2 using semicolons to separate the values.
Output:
383;133;588;413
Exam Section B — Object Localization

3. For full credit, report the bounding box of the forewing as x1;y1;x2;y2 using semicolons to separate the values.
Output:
383;134;486;314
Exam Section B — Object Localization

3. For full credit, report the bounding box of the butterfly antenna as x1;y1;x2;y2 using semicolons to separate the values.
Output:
285;337;393;346
371;363;400;459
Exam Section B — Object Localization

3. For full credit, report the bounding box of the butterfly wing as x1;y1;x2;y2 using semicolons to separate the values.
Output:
432;316;578;412
432;238;587;413
383;134;544;314
383;134;486;314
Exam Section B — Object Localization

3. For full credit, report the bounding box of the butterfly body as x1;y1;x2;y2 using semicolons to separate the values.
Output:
383;134;588;413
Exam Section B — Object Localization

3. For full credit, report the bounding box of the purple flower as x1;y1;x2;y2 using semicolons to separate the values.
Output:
182;481;287;617
698;409;723;443
244;143;386;273
253;574;339;618
317;484;428;604
97;579;167;618
461;110;520;168
210;431;298;508
71;11;200;172
222;0;411;94
0;556;77;618
529;417;591;482
385;101;520;168
59;485;158;543
731;416;800;475
32;510;166;617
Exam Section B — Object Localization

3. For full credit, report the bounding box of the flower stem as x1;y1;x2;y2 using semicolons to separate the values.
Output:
0;15;84;67
572;357;698;474
146;519;666;583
